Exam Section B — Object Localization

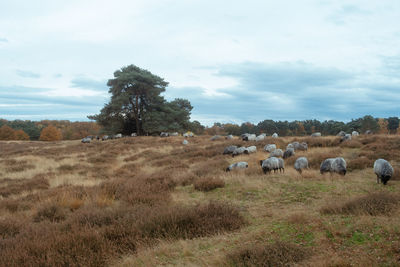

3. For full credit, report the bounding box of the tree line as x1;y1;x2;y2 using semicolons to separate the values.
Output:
204;115;400;136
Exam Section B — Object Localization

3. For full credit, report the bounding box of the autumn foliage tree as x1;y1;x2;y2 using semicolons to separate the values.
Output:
14;129;30;140
39;125;63;141
0;125;16;140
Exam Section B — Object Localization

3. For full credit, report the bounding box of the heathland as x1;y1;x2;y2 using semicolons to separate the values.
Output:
0;135;399;266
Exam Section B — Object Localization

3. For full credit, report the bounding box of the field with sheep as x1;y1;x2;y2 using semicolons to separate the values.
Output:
0;134;400;266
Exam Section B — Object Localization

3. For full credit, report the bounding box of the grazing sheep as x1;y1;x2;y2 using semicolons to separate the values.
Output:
242;133;256;141
115;133;122;139
160;132;169;137
270;148;283;158
226;134;234;140
365;130;372;135
277;158;285;173
311;132;321;137
210;135;221;141
320;157;347;175
337;131;346;137
264;144;277;152
226;161;248;172
298;142;308;151
286;143;294;150
260;157;280;174
232;147;247;157
352;131;359;136
170;132;179;136
244;146;257;154
183;132;194;137
283;148;295;159
102;135;109;141
131;133;137;137
373;159;394;185
81;137;91;143
223;145;238;155
294;157;309;173
256;135;265;142
341;134;352;142
182;139;189;145
272;133;279;138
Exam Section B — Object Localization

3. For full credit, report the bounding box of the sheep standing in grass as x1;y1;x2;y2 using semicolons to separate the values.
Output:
260;157;279;174
256;135;265;142
337;131;346;137
232;147;247;157
244;146;257;154
223;145;238;155
272;133;278;138
270;149;283;158
264;144;276;152
283;148;295;159
294;157;309;173
320;157;347;175
352;131;359;136
226;162;248;172
373;159;394;185
277;158;285;173
311;132;321;137
81;137;91;143
210;135;221;141
298;142;308;151
341;134;352;142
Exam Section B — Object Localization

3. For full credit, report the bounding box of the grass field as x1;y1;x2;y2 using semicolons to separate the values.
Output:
0;135;399;266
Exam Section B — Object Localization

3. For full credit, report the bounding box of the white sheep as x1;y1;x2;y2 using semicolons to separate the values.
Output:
260;157;280;174
264;144;276;152
244;146;257;154
272;133;279;138
270;149;283;158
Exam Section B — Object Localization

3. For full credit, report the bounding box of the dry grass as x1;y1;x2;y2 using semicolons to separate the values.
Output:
227;241;312;267
194;177;225;191
321;192;400;216
0;135;399;266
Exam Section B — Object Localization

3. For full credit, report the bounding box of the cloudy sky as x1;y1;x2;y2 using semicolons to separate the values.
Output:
1;0;399;125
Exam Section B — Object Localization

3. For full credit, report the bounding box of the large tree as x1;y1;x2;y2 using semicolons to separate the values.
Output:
89;65;193;135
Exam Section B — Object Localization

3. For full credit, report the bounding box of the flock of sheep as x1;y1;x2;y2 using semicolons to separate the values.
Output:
224;132;395;185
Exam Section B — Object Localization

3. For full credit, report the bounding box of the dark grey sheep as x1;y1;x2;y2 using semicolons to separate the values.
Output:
232;147;247;157
81;137;91;143
373;159;394;185
223;145;238;155
226;162;248;172
260;157;279;174
320;157;346;175
294;157;308;173
340;134;352;142
283;148;295;159
337;131;346;137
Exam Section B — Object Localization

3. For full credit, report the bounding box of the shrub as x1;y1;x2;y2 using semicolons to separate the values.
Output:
0;218;23;239
33;204;67;223
194;177;225;192
39;125;63;141
347;157;373;171
321;192;400;216
227;241;311;267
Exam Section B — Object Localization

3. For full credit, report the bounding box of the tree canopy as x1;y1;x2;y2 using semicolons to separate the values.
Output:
89;65;193;135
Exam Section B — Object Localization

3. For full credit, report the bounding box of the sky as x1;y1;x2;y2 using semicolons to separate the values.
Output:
0;0;399;126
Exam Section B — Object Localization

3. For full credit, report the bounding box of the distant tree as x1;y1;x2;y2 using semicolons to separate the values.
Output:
223;123;241;136
89;65;192;135
188;120;205;135
39;125;63;141
377;118;388;134
295;122;306;136
14;129;30;140
0;125;15;140
256;120;276;135
387;117;399;134
360;115;379;133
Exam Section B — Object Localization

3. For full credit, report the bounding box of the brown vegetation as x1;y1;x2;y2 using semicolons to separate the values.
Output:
194;177;225;191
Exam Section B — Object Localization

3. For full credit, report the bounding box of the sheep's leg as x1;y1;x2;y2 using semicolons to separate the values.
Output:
376;174;380;184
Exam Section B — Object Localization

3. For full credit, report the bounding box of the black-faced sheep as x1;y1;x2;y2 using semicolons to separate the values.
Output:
160;132;169;137
260;157;280;174
244;146;257;154
340;134;351;142
294;157;308;173
264;144;276;152
337;131;346;137
320;157;346;175
223;145;238;155
102;135;109;141
226;162;248;172
373;159;394;185
283;148;295;159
